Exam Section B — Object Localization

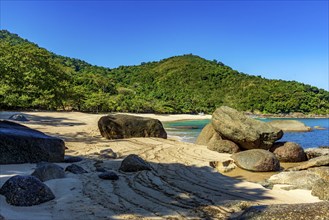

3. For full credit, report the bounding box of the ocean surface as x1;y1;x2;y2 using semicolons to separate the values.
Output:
164;118;329;149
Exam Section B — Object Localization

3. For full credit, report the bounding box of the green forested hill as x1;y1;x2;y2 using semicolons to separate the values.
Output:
1;30;328;114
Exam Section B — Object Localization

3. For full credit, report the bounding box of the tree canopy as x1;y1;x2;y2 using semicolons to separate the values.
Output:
1;30;328;114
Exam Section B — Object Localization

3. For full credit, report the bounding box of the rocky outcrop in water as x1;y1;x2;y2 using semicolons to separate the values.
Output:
231;149;280;172
267;120;311;132
212;106;283;150
0;120;65;164
0;175;55;206
98;114;167;139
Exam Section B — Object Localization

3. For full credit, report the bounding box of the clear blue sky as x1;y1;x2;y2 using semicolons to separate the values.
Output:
1;0;328;90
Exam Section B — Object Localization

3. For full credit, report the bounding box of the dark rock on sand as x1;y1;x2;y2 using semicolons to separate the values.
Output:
212;106;283;150
0;120;65;164
267;120;311;132
119;154;152;172
98;114;167;139
0;175;55;206
233;201;329;220
8;114;29;121
231;149;280;172
270;142;307;162
64;155;83;163
98;171;119;180
65;164;88;174
31;163;65;182
209;160;237;173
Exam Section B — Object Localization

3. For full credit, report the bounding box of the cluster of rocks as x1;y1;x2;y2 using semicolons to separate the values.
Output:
198;106;309;172
0;118;153;207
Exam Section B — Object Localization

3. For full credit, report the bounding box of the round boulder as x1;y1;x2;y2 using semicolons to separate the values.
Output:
0;175;55;206
270;142;307;162
231;149;280;172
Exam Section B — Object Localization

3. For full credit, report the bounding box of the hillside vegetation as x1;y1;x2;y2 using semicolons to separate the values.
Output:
1;30;328;114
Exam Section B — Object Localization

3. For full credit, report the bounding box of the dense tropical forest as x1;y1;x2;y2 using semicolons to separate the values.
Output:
1;30;328;114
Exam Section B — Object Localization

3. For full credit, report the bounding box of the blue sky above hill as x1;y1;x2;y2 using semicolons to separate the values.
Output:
0;0;328;90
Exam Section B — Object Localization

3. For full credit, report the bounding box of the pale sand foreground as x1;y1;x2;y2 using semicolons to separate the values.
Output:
0;111;321;219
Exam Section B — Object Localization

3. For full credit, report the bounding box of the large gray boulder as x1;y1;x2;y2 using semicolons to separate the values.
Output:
196;123;240;154
267;120;311;132
233;202;329;220
0;120;65;164
304;147;329;160
231;149;280;172
98;114;167;139
0;175;55;206
270;142;307;162
212;106;283;150
312;179;329;201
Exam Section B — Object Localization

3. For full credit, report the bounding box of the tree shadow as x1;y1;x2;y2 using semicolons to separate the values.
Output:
0;112;86;127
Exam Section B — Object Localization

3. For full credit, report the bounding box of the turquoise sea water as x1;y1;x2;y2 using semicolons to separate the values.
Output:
164;118;329;149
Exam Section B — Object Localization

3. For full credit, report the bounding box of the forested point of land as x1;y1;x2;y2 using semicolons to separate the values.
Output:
1;30;328;114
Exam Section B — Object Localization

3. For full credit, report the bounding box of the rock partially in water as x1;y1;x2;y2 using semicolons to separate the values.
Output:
270;142;307;162
0;175;55;206
0;120;65;164
119;154;152;172
98;114;167;139
231;149;280;172
267;120;311;132
31;163;65;182
212;106;283;150
233;202;329;220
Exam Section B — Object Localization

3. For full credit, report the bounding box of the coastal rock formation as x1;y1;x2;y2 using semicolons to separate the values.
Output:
270;142;307;162
267;120;311;132
98;114;167;139
267;169;322;190
231;149;280;172
212;106;283;150
119;154;152;172
0;175;55;206
31;163;65;182
207;140;240;154
234;202;329;220
196;124;240;153
287;155;329;171
0;120;65;164
304;147;329;159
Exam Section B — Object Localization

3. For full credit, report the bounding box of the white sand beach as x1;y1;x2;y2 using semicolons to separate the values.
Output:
0;111;322;219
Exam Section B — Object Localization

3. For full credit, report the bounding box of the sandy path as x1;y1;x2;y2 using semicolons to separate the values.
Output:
0;111;321;219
